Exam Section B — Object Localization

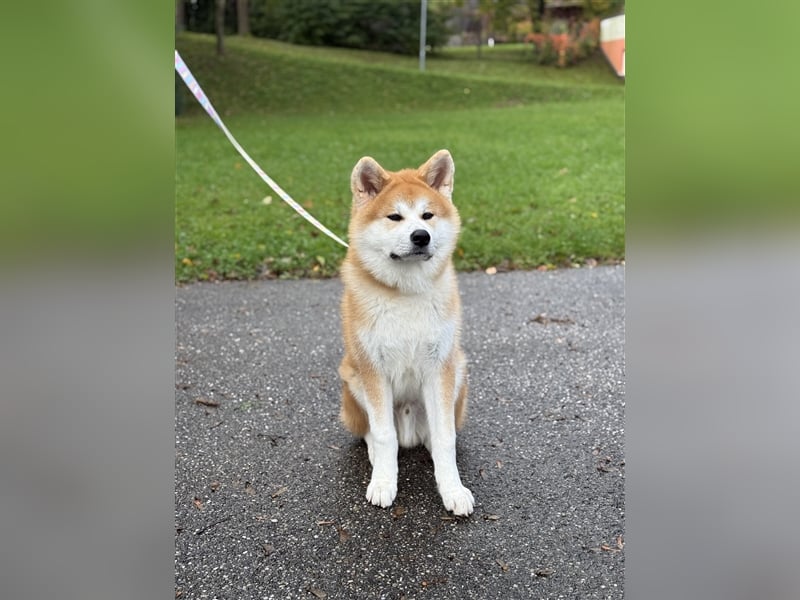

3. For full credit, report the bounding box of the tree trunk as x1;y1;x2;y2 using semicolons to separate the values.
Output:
175;0;185;32
236;0;250;36
475;15;482;58
215;0;225;55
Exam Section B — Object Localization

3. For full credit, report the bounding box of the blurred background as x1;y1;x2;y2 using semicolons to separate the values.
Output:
175;0;626;283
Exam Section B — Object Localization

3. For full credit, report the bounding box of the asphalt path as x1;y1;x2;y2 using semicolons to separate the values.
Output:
175;266;625;599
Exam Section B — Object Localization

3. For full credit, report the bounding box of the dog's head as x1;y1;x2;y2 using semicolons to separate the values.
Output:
347;150;461;289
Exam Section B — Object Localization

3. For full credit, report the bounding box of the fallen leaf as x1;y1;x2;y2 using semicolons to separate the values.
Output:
316;520;335;526
558;167;569;176
495;558;510;572
181;257;193;266
391;506;407;519
262;196;272;205
496;460;503;469
529;313;575;325
271;486;288;498
336;525;350;543
421;577;447;588
307;586;327;599
262;543;275;556
484;514;501;521
192;497;203;511
209;481;221;491
175;589;183;598
599;541;622;553
194;397;219;407
327;444;340;451
534;567;554;577
485;266;497;275
479;468;487;479
244;482;256;495
616;535;625;550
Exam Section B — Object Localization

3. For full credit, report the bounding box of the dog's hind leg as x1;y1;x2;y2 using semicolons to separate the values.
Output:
454;349;468;431
340;380;369;438
395;401;428;448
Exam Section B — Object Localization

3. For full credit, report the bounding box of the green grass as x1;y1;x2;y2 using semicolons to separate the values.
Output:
176;33;624;281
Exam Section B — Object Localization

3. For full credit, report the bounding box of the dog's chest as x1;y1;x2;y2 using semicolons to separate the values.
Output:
358;293;456;378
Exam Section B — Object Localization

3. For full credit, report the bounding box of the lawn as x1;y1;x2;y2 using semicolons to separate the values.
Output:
176;33;624;281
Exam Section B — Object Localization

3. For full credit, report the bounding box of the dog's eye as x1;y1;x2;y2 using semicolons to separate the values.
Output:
422;212;434;220
387;214;403;221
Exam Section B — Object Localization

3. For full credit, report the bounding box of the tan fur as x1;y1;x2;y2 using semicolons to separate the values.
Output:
339;160;464;431
337;149;473;515
454;350;468;430
337;358;369;436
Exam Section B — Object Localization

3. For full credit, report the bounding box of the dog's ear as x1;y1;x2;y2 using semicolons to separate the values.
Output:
419;149;455;201
351;157;389;207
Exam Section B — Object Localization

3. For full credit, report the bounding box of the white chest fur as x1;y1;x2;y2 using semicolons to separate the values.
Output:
357;289;457;394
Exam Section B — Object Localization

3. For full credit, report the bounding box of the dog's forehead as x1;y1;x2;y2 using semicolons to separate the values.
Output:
393;196;429;212
354;171;455;224
383;178;450;209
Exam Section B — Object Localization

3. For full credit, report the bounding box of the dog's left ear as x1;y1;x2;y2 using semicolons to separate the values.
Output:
419;149;455;201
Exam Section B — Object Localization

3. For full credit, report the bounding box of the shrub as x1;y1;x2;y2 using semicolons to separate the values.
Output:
524;18;601;68
252;0;448;55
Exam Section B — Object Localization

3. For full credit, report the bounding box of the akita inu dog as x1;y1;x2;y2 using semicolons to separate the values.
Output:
338;149;473;516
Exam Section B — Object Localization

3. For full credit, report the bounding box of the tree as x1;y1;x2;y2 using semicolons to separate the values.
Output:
176;0;185;32
478;0;518;38
269;0;447;56
215;0;225;55
236;0;250;36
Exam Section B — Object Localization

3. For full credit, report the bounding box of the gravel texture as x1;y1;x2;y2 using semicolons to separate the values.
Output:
175;266;625;599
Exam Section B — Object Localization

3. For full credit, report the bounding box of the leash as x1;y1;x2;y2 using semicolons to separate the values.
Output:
175;50;349;249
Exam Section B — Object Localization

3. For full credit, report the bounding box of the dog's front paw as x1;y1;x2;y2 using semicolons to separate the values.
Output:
440;484;474;516
366;479;397;508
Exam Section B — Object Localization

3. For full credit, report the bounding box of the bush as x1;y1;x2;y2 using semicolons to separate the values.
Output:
525;18;601;68
252;0;448;55
249;0;283;39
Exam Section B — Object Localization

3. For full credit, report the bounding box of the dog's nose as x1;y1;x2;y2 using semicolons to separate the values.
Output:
410;229;430;247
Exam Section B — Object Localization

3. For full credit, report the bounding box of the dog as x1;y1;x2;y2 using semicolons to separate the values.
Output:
338;149;473;516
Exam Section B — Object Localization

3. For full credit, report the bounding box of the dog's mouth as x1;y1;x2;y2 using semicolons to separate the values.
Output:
389;250;432;262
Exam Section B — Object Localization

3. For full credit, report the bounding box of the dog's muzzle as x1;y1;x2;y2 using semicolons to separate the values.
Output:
390;229;433;261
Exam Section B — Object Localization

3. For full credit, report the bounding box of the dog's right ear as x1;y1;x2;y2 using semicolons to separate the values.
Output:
351;157;388;208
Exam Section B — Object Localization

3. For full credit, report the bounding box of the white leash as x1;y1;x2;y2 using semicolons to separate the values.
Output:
175;50;349;249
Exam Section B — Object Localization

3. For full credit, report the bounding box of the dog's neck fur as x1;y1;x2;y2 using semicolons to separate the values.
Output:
344;248;453;297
